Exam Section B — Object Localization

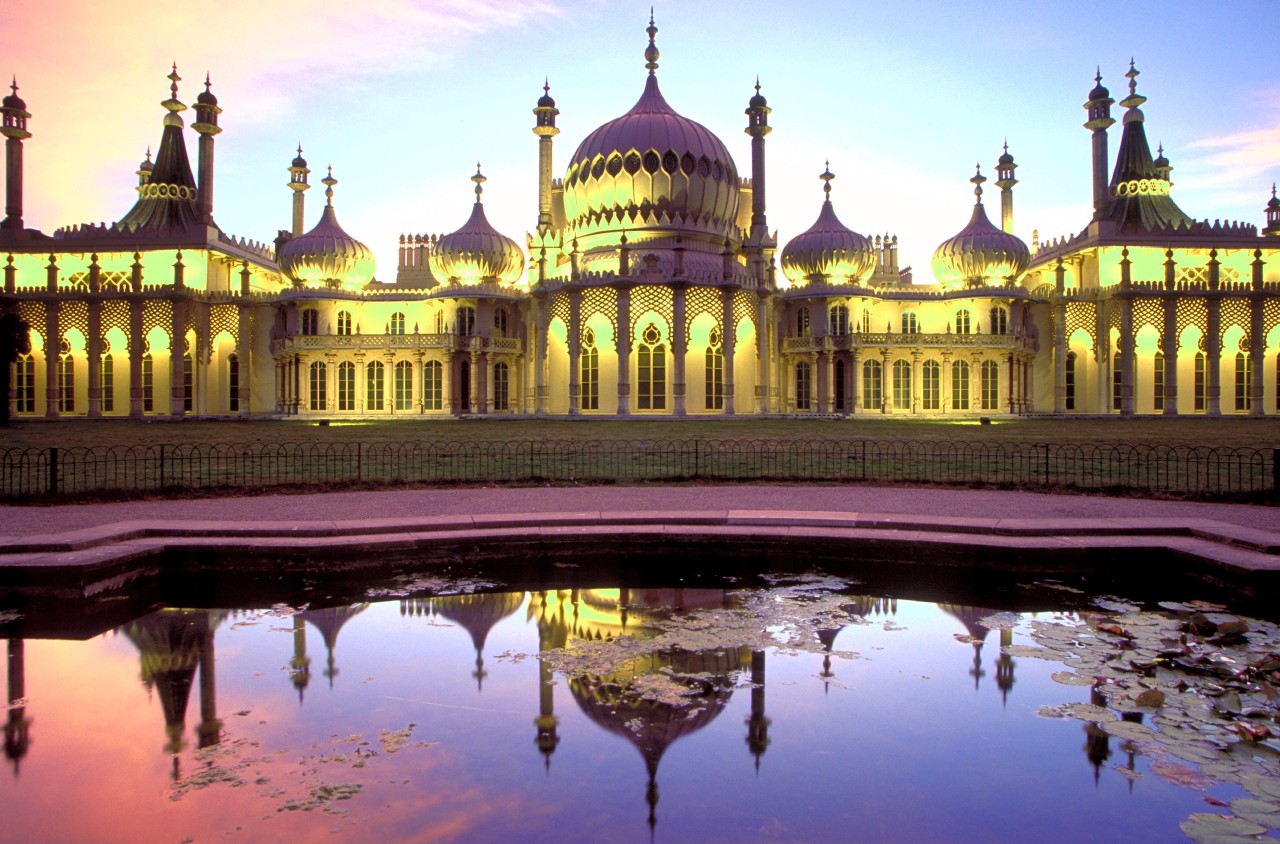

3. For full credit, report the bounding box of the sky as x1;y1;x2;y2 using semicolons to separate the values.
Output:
6;0;1279;282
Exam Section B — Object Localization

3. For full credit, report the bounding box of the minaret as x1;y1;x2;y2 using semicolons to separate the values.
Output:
1083;68;1115;221
191;73;221;226
288;145;310;236
995;142;1017;234
135;147;154;190
532;79;559;234
1;77;32;234
4;638;30;776
1153;142;1172;183
745;649;770;772
744;77;771;239
1263;184;1279;237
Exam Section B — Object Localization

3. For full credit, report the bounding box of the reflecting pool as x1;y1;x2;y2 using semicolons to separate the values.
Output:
3;573;1279;843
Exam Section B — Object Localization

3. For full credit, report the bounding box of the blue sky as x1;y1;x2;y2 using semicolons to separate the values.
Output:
9;0;1279;280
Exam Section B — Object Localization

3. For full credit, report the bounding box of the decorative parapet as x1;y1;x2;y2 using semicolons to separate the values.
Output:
781;332;1034;354
272;333;524;355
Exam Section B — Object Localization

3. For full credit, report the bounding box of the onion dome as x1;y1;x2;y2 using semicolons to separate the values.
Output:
780;164;875;285
562;15;740;248
136;147;154;187
427;165;524;285
931;165;1030;288
2;76;25;111
195;73;217;106
537;78;555;109
291;144;308;169
749;76;767;109
276;167;376;288
1265;184;1280;236
1088;67;1109;103
997;143;1015;167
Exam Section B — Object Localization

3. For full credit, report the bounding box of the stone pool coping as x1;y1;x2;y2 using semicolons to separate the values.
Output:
2;510;1277;588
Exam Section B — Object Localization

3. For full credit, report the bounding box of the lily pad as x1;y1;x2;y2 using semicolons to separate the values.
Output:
1179;813;1267;843
1229;798;1280;829
1051;671;1094;687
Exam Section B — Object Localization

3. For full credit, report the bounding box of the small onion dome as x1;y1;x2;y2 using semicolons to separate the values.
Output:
997;145;1014;167
749;77;767;108
195;74;217;106
291;143;308;169
1268;184;1280;212
277;167;376;288
2;77;25;110
931;165;1030;288
780;164;875;285
537;79;555;108
427;165;524;285
138;148;154;174
1088;68;1109;102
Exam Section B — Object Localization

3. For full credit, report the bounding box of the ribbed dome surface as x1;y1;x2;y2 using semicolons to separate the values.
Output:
563;74;739;242
781;196;875;285
931;201;1029;288
428;201;524;285
277;204;376;288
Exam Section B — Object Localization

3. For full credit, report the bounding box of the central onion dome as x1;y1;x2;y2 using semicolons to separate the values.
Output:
428;165;524;285
780;164;876;285
562;17;739;252
931;166;1029;288
277;167;376;289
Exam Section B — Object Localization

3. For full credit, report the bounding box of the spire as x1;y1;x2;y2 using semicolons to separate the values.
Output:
971;163;986;204
118;64;201;232
820;160;834;202
644;10;660;75
472;162;486;203
322;165;337;206
161;63;186;125
1106;62;1193;230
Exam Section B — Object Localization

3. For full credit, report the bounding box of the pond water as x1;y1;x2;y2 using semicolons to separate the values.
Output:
2;570;1280;843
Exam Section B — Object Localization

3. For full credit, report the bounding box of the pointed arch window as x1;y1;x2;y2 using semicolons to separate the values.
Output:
301;309;319;336
892;359;912;409
336;310;353;336
922;359;940;410
102;353;114;413
901;311;918;334
57;340;75;413
493;362;510;411
1235;352;1252;412
456;307;475;337
860;308;873;334
581;328;599;411
367;360;385;411
394;360;413;410
834;358;846;412
828;305;849;336
228;353;240;412
796;307;810;337
1153;352;1165;412
142;352;154;413
795;361;811;410
494;307;509;338
387;312;406;335
423;360;443;411
989;306;1008;335
1112;353;1122;411
952;360;970;410
183;353;194;412
434;309;445;334
309;361;327;411
862;359;882;410
1065;352;1076;411
981;359;1000;411
15;354;35;413
337;361;356;411
636;323;666;411
1194;352;1206;411
705;328;724;410
955;309;971;335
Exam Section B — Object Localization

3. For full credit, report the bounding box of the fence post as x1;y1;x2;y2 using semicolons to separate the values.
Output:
529;441;535;481
694;440;700;478
1273;447;1279;498
47;447;58;495
158;445;165;489
1043;443;1050;486
356;442;363;483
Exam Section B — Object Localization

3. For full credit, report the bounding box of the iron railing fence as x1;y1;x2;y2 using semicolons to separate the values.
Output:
1;440;1276;501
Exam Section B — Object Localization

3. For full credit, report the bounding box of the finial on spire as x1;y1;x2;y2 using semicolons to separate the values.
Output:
322;165;337;206
754;75;761;95
9;76;16;97
543;77;550;96
1126;58;1139;95
971;164;986;203
472;162;486;203
1003;139;1009;154
1095;66;1102;84
297;142;303;156
169;62;180;96
145;145;152;163
644;11;660;75
819;161;835;201
204;72;211;93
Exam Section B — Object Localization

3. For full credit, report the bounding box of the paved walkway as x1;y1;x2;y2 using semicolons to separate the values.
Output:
0;484;1276;539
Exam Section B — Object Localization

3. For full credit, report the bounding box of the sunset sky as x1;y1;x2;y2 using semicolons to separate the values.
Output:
6;0;1278;281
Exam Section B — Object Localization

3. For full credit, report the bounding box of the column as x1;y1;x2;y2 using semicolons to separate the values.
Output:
721;287;735;415
567;288;581;415
1249;249;1265;416
1094;302;1110;413
754;295;769;414
1118;259;1135;416
911;351;922;414
615;285;631;416
442;353;454;415
941;352;952;413
971;354;982;414
1053;259;1068;413
850;349;862;413
478;351;490;414
87;300;102;417
672;285;686;415
1205;251;1222;416
129;300;144;417
1006;352;1016;415
533;296;548;415
170;299;185;417
237;305;252;415
816;351;830;414
880;349;891;413
1161;250;1178;415
43;302;58;417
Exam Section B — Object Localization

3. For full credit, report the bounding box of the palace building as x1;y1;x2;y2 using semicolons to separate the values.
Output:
3;19;1279;420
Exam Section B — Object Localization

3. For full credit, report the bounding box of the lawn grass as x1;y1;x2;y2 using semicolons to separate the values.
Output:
3;415;1279;450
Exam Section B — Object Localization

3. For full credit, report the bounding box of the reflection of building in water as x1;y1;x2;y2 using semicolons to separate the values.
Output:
938;604;1017;701
5;639;31;776
1080;684;1144;787
403;593;524;691
817;595;896;691
123;609;225;779
288;604;368;702
533;587;751;835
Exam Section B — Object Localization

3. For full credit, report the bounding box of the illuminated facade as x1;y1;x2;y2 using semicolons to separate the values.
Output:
3;24;1280;420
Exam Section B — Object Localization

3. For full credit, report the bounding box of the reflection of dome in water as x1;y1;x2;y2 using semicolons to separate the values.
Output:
290;603;368;699
405;592;525;691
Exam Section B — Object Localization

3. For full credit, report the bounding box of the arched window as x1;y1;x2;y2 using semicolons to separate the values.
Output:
301;309;319;336
1112;352;1122;411
637;323;666;411
336;310;353;336
922;359;940;410
434;310;445;334
101;353;114;413
955;309;971;335
834;358;846;412
862;359;882;410
860;308;872;334
493;362;509;411
57;340;74;413
456;306;475;337
366;360;385;411
228;353;240;412
15;354;35;413
581;328;599;410
900;311;918;334
981;359;1000;411
795;361;811;410
989;306;1008;335
142;352;154;413
796;307;810;337
387;312;406;335
423;360;443;411
394;360;413;410
952;360;970;410
309;361;327;411
705;328;724;410
1235;352;1252;412
183;353;194;412
494;307;509;338
1194;352;1206;411
892;359;912;409
1065;352;1076;411
828;305;848;336
337;361;356;411
1153;352;1165;412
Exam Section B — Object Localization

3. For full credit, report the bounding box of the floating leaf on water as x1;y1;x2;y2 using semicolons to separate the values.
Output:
1094;597;1142;613
1229;798;1280;829
1102;720;1158;742
1153;760;1219;790
1051;671;1094;687
1061;703;1116;723
977;612;1022;630
1242;775;1280;802
1002;645;1057;660
1036;705;1067;719
1179;813;1267;843
1135;689;1167;708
